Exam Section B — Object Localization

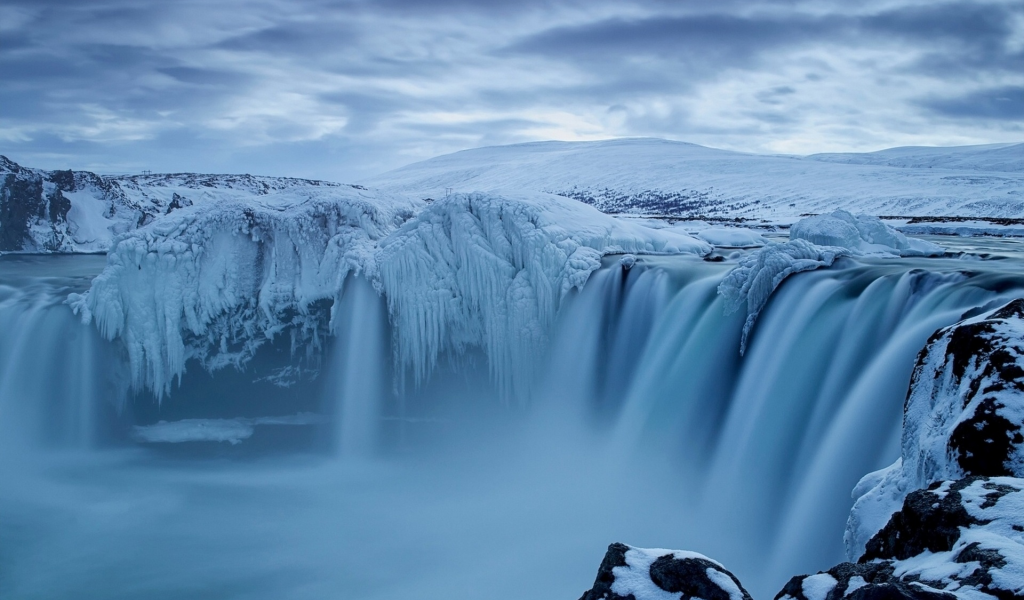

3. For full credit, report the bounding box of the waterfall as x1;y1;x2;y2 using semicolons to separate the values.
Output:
326;276;389;456
2;247;1023;600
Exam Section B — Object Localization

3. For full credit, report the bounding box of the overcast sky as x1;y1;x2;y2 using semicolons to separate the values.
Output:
1;0;1021;181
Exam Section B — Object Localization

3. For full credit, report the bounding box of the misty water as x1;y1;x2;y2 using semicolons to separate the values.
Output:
3;237;1024;600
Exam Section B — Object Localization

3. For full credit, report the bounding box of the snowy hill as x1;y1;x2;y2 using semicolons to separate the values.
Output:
808;142;1023;172
362;138;1024;220
0;155;374;253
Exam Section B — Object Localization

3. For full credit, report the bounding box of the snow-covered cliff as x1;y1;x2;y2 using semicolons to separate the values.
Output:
0;155;374;253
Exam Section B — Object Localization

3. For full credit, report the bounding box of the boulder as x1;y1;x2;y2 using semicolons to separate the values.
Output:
579;543;753;600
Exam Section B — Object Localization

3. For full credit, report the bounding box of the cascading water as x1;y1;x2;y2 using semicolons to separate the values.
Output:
2;237;1024;600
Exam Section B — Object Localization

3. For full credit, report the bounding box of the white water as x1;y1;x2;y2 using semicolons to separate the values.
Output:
2;238;1024;600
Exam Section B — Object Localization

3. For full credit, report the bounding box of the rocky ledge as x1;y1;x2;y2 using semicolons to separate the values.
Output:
579;299;1024;600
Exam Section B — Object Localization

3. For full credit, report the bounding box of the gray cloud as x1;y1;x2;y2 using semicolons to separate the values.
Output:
0;0;1020;180
920;86;1024;121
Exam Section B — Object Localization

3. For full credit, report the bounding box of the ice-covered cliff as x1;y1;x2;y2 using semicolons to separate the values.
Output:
70;188;708;400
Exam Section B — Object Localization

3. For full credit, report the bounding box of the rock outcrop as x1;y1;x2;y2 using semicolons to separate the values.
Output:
780;476;1024;600
846;299;1024;560
578;543;754;600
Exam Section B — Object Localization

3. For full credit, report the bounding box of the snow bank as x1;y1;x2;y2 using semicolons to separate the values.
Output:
72;189;707;400
378;192;709;400
718;239;850;354
846;299;1024;560
898;221;1024;238
790;210;943;257
70;188;417;397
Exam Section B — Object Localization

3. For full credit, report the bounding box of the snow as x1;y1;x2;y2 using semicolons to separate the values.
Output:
705;567;747;600
362;138;1024;220
800;573;837;600
718;239;851;354
71;189;707;400
896;221;1024;238
808;143;1023;173
63;190;116;251
844;576;867;595
611;546;729;600
884;478;1024;600
790;210;944;257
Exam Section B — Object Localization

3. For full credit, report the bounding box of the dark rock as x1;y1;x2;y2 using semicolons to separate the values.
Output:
862;478;982;561
776;560;957;600
579;544;752;600
933;298;1024;477
579;543;634;600
649;554;752;600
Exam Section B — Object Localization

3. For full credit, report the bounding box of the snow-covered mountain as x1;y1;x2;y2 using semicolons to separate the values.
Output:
362;138;1024;220
0;155;374;253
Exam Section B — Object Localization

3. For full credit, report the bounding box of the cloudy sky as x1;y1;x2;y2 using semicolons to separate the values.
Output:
1;0;1021;181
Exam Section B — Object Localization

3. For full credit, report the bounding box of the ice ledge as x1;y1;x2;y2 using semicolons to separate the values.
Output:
71;190;709;401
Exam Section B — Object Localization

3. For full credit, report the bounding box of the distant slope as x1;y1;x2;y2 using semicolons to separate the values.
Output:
363;138;1024;220
0;155;374;252
808;143;1023;172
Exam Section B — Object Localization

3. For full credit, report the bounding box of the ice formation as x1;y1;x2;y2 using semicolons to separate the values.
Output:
845;299;1024;560
790;210;944;257
718;211;944;353
70;189;708;400
377;192;709;400
718;239;851;354
69;187;418;396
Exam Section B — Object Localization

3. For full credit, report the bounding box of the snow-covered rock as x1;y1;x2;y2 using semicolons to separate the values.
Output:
1;155;375;253
846;299;1024;560
784;476;1024;600
578;543;753;600
718;239;851;354
790;211;944;257
71;189;708;400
